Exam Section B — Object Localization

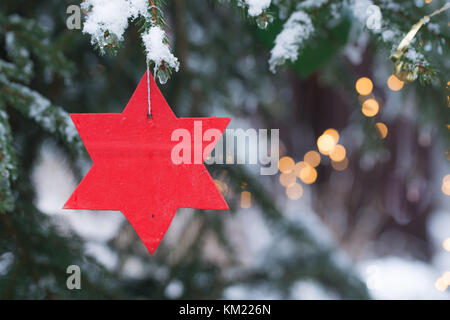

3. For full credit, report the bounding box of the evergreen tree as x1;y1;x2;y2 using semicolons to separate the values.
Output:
1;0;448;299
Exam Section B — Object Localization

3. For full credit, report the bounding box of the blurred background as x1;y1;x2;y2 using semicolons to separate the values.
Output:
0;0;449;299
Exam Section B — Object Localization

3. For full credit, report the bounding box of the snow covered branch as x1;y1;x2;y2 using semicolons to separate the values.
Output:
269;10;314;73
0;103;17;213
250;0;448;83
81;0;178;84
0;78;83;152
269;0;330;73
244;0;272;17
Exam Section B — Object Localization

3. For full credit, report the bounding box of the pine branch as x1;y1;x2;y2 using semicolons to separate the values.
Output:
81;0;178;83
0;213;57;299
1;13;74;81
0;102;17;213
0;79;83;153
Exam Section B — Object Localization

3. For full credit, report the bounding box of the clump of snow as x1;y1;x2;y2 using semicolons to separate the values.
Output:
127;0;150;19
269;11;314;73
141;26;180;72
404;46;425;63
82;0;131;46
381;29;396;42
245;0;271;16
82;0;150;40
298;0;328;9
82;0;178;72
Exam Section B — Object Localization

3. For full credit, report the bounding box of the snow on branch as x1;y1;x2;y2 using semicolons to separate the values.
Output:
262;0;447;82
244;0;272;16
0;104;17;213
267;0;333;73
141;26;179;82
82;0;150;49
269;11;314;73
81;0;178;83
0;77;82;152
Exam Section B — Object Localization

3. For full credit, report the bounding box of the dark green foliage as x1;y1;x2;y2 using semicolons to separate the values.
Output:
0;0;375;299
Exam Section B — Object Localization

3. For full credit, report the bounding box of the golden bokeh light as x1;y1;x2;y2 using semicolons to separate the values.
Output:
443;238;450;252
329;144;346;162
331;157;349;171
362;99;380;117
240;191;251;209
375;122;388;139
286;183;304;200
294;161;307;177
387;74;404;91
278;156;295;173
299;164;318;184
280;172;297;187
442;175;450;196
435;277;448;292
443;272;450;284
323;129;340;144
304;150;321;167
355;77;373;96
317;134;336;155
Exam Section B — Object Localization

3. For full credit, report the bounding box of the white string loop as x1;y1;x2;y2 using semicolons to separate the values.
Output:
146;4;165;118
147;62;151;118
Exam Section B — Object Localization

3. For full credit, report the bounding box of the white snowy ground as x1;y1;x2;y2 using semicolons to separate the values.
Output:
31;141;450;300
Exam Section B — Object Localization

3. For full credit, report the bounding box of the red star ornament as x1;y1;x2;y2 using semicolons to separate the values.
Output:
64;72;230;254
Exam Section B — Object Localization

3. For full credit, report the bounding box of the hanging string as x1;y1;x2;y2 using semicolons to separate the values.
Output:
146;4;164;118
147;62;152;118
